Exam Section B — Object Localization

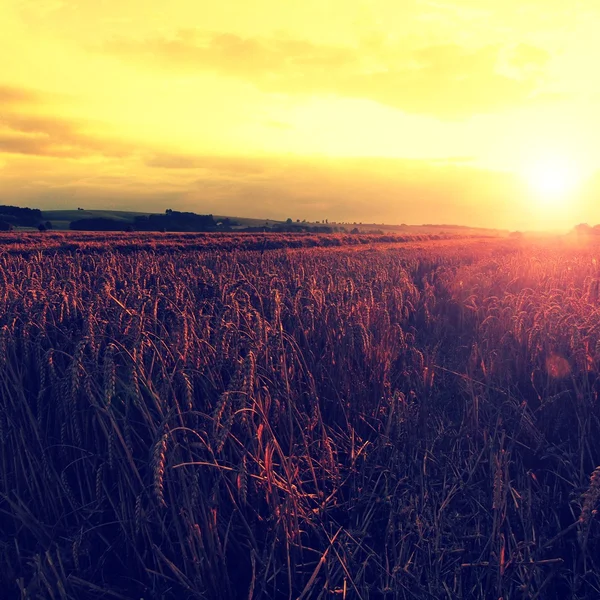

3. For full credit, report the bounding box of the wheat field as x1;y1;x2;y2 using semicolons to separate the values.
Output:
2;234;600;598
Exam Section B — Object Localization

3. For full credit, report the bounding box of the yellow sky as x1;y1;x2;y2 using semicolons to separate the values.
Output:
1;0;600;229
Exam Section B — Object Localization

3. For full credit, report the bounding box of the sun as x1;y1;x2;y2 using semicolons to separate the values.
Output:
524;155;581;204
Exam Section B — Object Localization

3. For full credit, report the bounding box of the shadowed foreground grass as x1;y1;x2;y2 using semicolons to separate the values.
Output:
2;237;600;598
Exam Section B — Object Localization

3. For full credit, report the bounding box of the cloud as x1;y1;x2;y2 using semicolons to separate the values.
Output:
510;43;550;68
0;84;40;105
108;30;355;75
0;133;85;158
0;112;137;159
0;84;140;160
144;153;269;174
106;31;550;118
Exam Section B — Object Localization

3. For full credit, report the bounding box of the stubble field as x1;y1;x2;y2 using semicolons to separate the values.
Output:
2;233;600;599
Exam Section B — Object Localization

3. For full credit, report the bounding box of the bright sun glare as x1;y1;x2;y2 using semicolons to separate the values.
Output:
525;155;581;204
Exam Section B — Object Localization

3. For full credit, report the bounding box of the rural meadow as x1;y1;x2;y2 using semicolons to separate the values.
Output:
3;230;600;599
4;0;600;598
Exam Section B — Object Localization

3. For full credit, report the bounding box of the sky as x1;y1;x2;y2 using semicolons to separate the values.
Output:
1;0;600;230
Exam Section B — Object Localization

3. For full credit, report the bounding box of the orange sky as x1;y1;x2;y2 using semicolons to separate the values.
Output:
1;0;600;230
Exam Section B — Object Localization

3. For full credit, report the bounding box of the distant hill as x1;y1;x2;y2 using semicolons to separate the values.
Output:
43;209;344;233
0;207;508;236
0;205;43;227
42;209;290;231
43;209;150;230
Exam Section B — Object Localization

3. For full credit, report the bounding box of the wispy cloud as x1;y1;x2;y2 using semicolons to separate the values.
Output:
0;84;41;105
144;152;270;173
106;31;551;118
0;111;138;159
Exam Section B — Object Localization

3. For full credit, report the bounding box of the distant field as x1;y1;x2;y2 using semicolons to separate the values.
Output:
3;234;599;599
0;229;478;255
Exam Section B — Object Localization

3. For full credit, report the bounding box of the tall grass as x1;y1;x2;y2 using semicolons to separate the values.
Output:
2;237;600;598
